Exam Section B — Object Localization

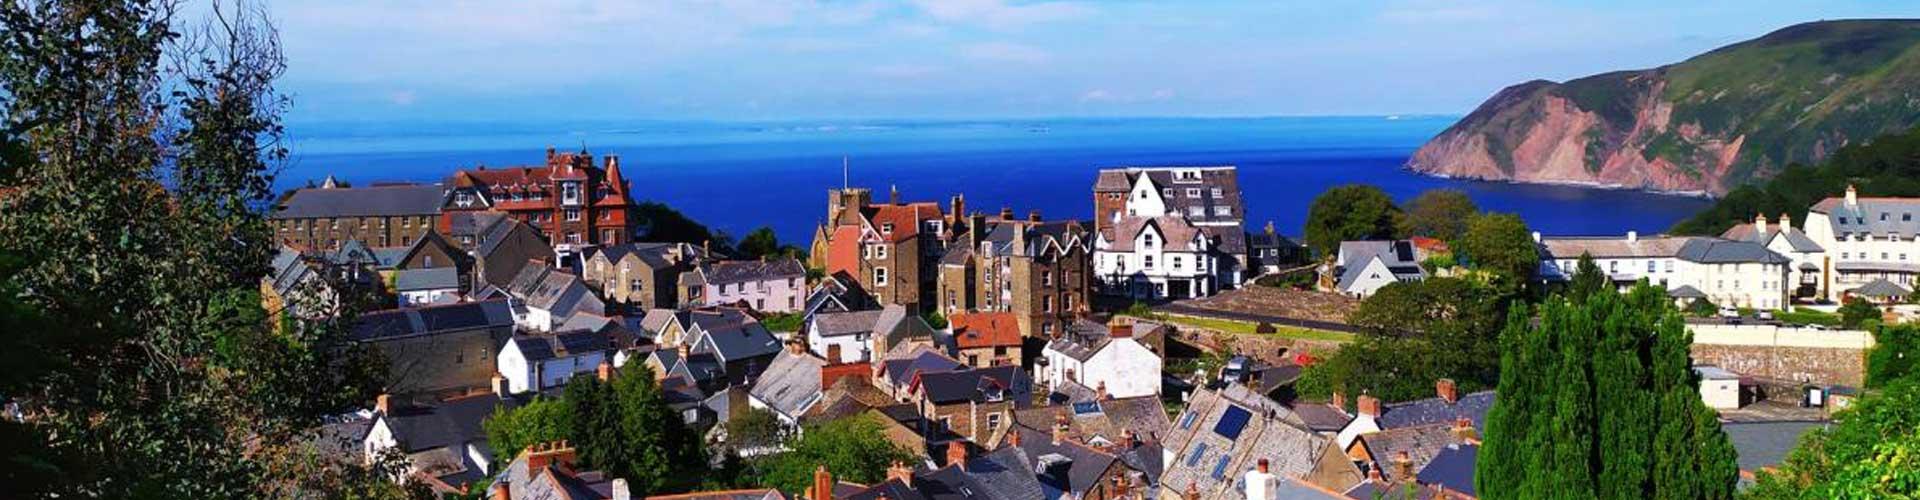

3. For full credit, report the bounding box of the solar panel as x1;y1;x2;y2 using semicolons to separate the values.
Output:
1211;455;1231;480
1214;405;1252;440
1179;411;1197;429
1186;443;1209;466
1072;401;1103;415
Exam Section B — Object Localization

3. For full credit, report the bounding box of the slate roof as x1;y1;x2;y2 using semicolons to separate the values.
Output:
813;309;886;337
1095;167;1245;226
805;271;880;315
1811;195;1920;239
1006;425;1122;497
1675;238;1791;264
979;220;1089;258
1853;277;1911;297
1353;423;1462;483
749;350;827;418
1335;240;1426;291
352;299;513;341
1012;396;1173;446
380;394;520;453
884;349;965;389
1835;261;1920;273
1537;235;1694;260
684;257;806;287
841;478;925;500
271;183;445;219
1161;384;1334;499
510;329;615;362
1046;319;1128;362
954;447;1047;500
644;489;787;500
1720;223;1824;253
1290;403;1353;433
916;365;1030;406
1668;285;1708;299
1413;443;1478;497
1103;215;1205;252
268;246;322;299
595;241;702;269
324;239;406;269
950;312;1024;349
395;267;462;292
1375;391;1497;431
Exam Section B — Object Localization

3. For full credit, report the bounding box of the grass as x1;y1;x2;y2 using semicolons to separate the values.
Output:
1159;314;1356;343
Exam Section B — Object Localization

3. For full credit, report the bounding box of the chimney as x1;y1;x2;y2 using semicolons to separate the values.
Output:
374;393;391;414
677;342;691;360
1452;416;1477;441
546;146;556;160
493;482;511;500
1332;391;1347;412
946;441;968;471
491;374;508;396
787;339;806;356
1120;428;1136;450
999;206;1014;220
1755;213;1769;234
1008;428;1023;447
1626;231;1638;243
889;184;900;205
1436;378;1458;404
827;344;843;363
1779;213;1793;232
1366;465;1383;482
1183;482;1200;500
1257;457;1270;474
1394;450;1414;479
809;465;834;500
1265;220;1276;236
597;360;614;382
1846;184;1858;206
1530;231;1541;243
1356;395;1381;418
887;460;914;485
1109;321;1130;338
951;195;966;225
968;213;987;241
1053;414;1070;445
1111;474;1132;499
611;478;631;500
1028;209;1042;223
1096;381;1110;401
526;441;578;471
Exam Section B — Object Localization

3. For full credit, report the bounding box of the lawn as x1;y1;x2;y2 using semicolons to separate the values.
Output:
1159;314;1356;343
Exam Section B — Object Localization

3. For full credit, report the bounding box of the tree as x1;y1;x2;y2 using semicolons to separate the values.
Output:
1302;184;1403;258
1477;286;1737;499
1686;298;1719;318
1671;125;1920;236
0;1;396;497
725;408;787;453
737;226;801;260
1866;324;1918;388
1330;278;1513;402
1749;376;1920;498
635;201;728;251
1568;254;1610;303
1839;298;1881;329
1400;189;1480;241
750;415;917;493
483;398;574;463
1454;213;1540;287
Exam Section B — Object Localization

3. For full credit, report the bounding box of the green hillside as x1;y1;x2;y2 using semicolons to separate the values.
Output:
1671;124;1920;235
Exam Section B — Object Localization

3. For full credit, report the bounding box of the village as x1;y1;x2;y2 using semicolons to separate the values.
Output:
263;148;1916;500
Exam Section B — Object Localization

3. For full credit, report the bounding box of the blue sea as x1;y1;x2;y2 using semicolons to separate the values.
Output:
281;117;1712;245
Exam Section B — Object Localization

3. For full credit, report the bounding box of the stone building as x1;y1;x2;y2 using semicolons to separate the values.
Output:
938;214;1093;338
810;186;949;313
581;242;705;310
269;179;445;250
441;148;637;265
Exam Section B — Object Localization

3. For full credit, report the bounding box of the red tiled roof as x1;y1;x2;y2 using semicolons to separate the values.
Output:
863;202;943;243
950;312;1023;349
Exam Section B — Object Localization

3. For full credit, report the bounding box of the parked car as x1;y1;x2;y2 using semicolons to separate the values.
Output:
1756;311;1775;321
1220;356;1251;384
1718;307;1740;319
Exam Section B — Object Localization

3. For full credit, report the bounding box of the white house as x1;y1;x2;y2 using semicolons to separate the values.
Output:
496;330;617;394
1036;320;1162;399
1800;185;1920;302
1537;232;1792;310
502;266;605;332
393;267;462;307
1695;365;1742;410
1721;213;1826;301
1332;240;1427;298
805;304;930;364
1094;215;1222;300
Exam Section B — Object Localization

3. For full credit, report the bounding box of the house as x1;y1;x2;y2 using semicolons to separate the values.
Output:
269;180;445;250
639;305;762;348
582;242;705;310
1248;221;1307;276
804;271;880;316
441;149;639;265
679;315;784;390
485;441;639;500
909;364;1033;445
1721;213;1826;300
938;214;1094;338
497;329;621;394
1159;384;1363;499
1092;166;1249;293
809;187;951;313
947;311;1025;368
1536;232;1792;310
1037;320;1163;400
395;267;463;307
1345;421;1476;484
503;265;606;332
1801;186;1920;302
363;392;522;494
999;423;1149;500
323;238;411;277
807;304;935;365
829;443;1047;500
1095;215;1229;300
1331;240;1427;298
263;245;348;321
1333;380;1495;450
747;347;831;427
682;257;808;313
1011;395;1173;453
445;212;554;291
876;347;966;402
1695;365;1743;410
352;300;516;396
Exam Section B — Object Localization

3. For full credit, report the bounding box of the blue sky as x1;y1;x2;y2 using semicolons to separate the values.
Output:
270;0;1916;123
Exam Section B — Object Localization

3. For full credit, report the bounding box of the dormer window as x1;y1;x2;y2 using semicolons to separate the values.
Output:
1186;188;1201;198
1143;233;1156;249
882;223;894;234
1162;188;1174;198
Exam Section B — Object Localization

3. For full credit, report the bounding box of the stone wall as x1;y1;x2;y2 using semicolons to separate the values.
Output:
1688;323;1873;387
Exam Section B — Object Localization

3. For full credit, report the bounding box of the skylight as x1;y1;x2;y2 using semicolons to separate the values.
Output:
1214;405;1251;440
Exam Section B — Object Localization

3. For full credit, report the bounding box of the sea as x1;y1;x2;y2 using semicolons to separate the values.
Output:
281;116;1713;246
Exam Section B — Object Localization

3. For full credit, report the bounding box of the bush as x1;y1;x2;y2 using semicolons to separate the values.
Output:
1773;308;1842;327
1685;298;1718;318
760;313;804;333
1840;298;1882;329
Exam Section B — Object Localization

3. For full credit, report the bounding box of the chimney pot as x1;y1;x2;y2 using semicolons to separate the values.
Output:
947;441;968;470
1356;395;1382;418
1627;230;1638;243
1257;457;1270;474
1846;184;1859;206
1395;450;1414;479
1332;391;1347;412
810;465;834;500
374;393;391;414
1028;209;1042;222
1183;482;1200;500
597;360;615;382
999;206;1014;220
887;460;914;485
1530;231;1541;243
1436;378;1458;404
889;184;900;205
1779;213;1793;232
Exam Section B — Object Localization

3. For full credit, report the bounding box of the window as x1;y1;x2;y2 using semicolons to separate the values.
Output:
1214;206;1230;216
1648;261;1656;273
1211;188;1223;197
986;414;1002;433
1172;256;1184;269
566;209;581;222
630;279;643;292
1211;455;1232;480
881;223;894;234
1043;296;1053;312
1145;256;1155;269
1162;188;1174;198
1609;261;1618;273
1143;233;1156;249
1187;206;1204;217
874;267;889;286
567;232;581;244
875;245;889;259
1186;188;1200;198
602;229;616;242
562;183;581;204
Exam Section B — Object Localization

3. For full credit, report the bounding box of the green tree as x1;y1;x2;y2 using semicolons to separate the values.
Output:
1672;125;1920;236
923;310;949;329
1568;254;1611;303
1400;189;1480;240
1749;376;1920;498
483;398;575;463
725;407;788;453
0;1;397;497
736;226;801;259
1865;324;1918;388
1454;213;1540;286
635;201;729;251
750;415;917;493
1332;278;1512;402
1686;298;1719;318
1303;184;1403;258
1839;298;1882;329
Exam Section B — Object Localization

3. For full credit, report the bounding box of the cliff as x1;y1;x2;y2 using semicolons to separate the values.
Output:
1408;19;1920;195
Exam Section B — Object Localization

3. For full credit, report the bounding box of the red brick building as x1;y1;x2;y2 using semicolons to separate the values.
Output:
441;148;636;262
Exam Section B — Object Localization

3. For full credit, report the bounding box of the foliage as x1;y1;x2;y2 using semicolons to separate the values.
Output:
1399;189;1480;241
748;415;917;494
760;312;805;333
0;1;401;496
1672;125;1920;235
1120;301;1159;319
1686;298;1720;318
1324;278;1514;401
1567;254;1611;303
1748;376;1920;499
1477;285;1738;499
737;226;803;260
1866;325;1919;389
1302;184;1403;258
1453;213;1540;287
635;201;731;251
482;397;574;463
725;408;788;453
1839;298;1882;329
1419;253;1457;273
573;364;707;494
1772;308;1841;327
923;310;949;330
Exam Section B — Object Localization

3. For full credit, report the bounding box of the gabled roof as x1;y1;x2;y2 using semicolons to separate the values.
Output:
510;329;616;362
684;257;806;287
1375;391;1497;431
1720;222;1824;253
595;241;703;269
690;320;782;363
812;309;887;337
1537;235;1694;260
1351;423;1462;483
1096;166;1245;226
1102;215;1205;253
748;350;827;418
352;299;513;341
883;349;964;388
1414;443;1479;497
916;365;1029;405
1012;395;1173;445
1675;238;1791;264
1852;277;1911;298
395;267;461;292
950;312;1024;350
271;183;445;219
860;202;944;243
378;393;520;453
805;271;879;315
1160;384;1335;498
1005;425;1122;497
1811;195;1920;239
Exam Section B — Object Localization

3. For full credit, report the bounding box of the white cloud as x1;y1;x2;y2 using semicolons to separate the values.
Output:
910;0;1091;29
1079;88;1175;104
959;42;1050;63
1079;89;1113;102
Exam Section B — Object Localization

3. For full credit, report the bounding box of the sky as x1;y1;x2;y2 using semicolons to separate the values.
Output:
268;0;1918;123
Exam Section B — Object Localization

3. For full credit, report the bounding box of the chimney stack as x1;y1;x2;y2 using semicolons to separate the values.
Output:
678;342;691;360
1356;395;1381;418
1183;482;1200;500
1120;428;1136;450
787;339;806;356
999;206;1014;220
1332;391;1347;412
1755;213;1769;234
809;466;834;500
1053;414;1070;445
1626;230;1638;243
1436;378;1458;404
1008;428;1023;447
526;441;578;471
491;374;509;396
1110;475;1132;499
1394;451;1414;479
946;441;968;471
1257;457;1270;474
1530;231;1541;243
597;360;615;382
1846;184;1859;206
1028;209;1042;223
1097;381;1110;401
951;195;966;225
610;479;631;500
1452;416;1478;441
887;460;914;485
888;184;900;205
374;393;391;414
493;482;512;500
1779;213;1793;232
